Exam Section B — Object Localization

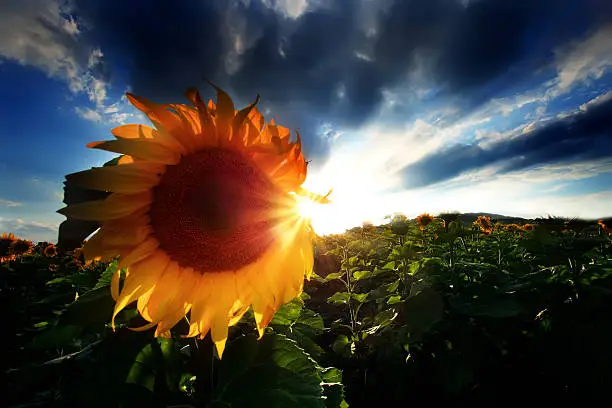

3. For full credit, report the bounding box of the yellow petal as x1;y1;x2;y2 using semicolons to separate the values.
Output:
117;236;160;270
87;139;181;164
112;251;169;327
112;124;187;155
65;163;163;193
58;191;152;221
111;266;121;301
252;300;276;339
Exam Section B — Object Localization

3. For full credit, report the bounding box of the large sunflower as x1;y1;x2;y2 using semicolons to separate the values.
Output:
58;84;320;356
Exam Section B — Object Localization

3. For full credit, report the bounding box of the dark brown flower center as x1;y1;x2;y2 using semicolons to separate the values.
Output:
149;148;287;272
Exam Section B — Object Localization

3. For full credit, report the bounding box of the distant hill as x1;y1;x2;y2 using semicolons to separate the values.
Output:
458;213;529;224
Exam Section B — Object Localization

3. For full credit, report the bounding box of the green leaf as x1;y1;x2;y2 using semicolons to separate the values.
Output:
271;298;304;326
282;308;326;358
93;258;121;290
403;288;444;335
328;292;351;305
324;272;345;281
382;261;397;271
46;277;71;286
387;295;402;305
214;333;326;408
366;279;400;302
373;309;398;327
332;335;350;355
352;270;371;280
28;324;83;350
320;367;347;408
59;285;115;327
351;293;368;303
126;338;185;394
352;268;386;281
296;308;325;332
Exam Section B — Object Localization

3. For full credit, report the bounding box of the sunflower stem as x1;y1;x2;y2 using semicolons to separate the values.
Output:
191;334;216;406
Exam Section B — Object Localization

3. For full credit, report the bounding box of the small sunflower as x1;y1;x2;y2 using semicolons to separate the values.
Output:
43;244;57;258
521;223;535;232
58;84;321;356
473;216;493;235
10;238;33;255
599;220;612;234
0;232;16;257
415;213;435;231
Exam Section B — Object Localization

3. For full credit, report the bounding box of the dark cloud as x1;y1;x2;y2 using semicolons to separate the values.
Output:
73;0;609;159
401;98;612;188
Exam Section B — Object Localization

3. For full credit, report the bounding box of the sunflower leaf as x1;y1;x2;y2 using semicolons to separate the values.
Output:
93;258;119;290
214;333;326;408
270;298;304;326
58;285;114;327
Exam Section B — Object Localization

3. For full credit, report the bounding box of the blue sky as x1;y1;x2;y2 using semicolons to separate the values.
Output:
1;0;611;241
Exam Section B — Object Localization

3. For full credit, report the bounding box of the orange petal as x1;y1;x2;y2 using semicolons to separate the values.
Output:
112;124;186;155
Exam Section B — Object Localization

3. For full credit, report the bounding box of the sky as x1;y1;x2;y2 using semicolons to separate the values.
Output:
1;0;611;241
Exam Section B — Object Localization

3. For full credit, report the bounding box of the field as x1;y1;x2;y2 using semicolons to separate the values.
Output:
2;215;612;407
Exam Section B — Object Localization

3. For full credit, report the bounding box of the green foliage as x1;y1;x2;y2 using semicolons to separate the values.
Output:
3;217;612;407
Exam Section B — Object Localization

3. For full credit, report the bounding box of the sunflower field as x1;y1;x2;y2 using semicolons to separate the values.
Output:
3;215;612;407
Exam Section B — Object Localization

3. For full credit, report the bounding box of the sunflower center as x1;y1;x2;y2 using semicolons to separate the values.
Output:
149;148;285;272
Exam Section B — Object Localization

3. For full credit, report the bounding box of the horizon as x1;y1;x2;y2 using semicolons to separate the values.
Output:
1;0;611;242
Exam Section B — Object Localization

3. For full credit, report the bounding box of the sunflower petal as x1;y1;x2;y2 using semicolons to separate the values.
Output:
65;164;163;193
87;139;181;164
127;94;204;154
112;251;169;327
232;94;260;142
111;266;121;301
112;124;186;154
117;236;160;270
206;81;235;142
58;191;152;221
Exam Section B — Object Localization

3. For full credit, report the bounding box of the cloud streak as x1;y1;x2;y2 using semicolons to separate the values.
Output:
401;95;612;188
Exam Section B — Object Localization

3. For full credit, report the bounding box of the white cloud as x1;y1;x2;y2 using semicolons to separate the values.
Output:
0;1;134;126
261;0;311;19
550;24;612;97
0;217;59;243
0;199;23;207
74;107;102;123
0;1;108;97
223;3;264;75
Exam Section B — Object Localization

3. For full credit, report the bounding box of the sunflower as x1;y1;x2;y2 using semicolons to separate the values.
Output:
415;213;435;231
473;215;493;235
599;220;612;234
58;84;321;357
0;232;16;257
9;238;33;255
43;244;57;258
521;223;535;232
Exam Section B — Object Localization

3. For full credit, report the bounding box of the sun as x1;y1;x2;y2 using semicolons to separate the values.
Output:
296;170;390;235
